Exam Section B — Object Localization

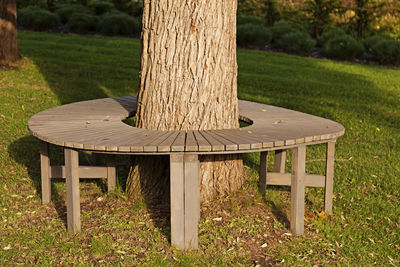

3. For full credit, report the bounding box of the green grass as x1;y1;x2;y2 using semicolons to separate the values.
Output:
0;30;399;265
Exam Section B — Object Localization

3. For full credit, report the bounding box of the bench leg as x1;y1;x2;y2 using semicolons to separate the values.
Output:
107;154;116;192
291;146;306;235
259;151;268;195
40;141;51;204
325;141;335;214
170;154;200;250
65;148;81;234
273;149;287;173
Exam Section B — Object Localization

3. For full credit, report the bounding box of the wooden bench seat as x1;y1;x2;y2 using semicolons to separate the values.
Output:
28;96;345;250
29;96;344;153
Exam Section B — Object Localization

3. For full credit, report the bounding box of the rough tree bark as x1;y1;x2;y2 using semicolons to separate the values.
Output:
126;0;244;204
0;0;20;66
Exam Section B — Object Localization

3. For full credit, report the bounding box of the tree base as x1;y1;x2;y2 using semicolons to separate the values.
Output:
126;155;244;205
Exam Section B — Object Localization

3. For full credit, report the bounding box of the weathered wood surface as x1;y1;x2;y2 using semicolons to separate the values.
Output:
28;97;345;153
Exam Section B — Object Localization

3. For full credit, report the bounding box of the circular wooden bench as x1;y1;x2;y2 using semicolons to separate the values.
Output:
28;96;345;249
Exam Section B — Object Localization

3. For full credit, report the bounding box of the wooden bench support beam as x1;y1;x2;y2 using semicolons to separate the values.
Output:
273;149;286;173
107;155;116;192
259;151;268;195
65;148;81;234
266;173;325;187
50;166;108;179
40;141;51;204
291;145;306;235
170;154;200;250
325;141;335;214
184;154;200;249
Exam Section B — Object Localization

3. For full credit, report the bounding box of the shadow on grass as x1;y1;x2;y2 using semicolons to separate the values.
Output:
8;136;68;227
7;136;119;228
11;31;172;236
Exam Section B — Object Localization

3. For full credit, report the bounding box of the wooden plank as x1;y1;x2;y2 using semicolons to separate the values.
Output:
228;129;264;149
205;130;238;151
192;131;211;152
185;131;198;152
122;130;166;152
259;151;268;195
325;141;335;214
171;132;187;152
253;127;298;146
62;125;128;150
266;173;325;187
86;126;147;151
121;129;159;152
40;141;51;204
184;154;200;249
291;146;306;235
158;131;180;152
273;149;287;173
212;130;249;150
50;166;108;179
213;129;263;150
241;130;277;148
65;149;81;234
142;131;174;152
170;154;185;249
107;154;116;192
199;131;225;151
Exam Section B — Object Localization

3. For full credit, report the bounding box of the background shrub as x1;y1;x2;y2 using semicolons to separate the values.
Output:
17;0;48;9
128;1;143;17
18;6;60;30
55;5;92;24
369;39;400;65
317;27;346;46
88;0;114;15
237;24;272;47
97;12;140;36
237;14;264;26
363;35;391;52
270;22;297;42
67;13;98;33
274;31;315;54
322;34;364;60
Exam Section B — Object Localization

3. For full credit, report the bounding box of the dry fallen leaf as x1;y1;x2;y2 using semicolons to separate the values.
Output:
317;211;328;220
305;213;314;219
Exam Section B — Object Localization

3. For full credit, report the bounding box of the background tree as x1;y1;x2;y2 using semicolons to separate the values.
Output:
264;0;280;26
353;0;387;39
126;1;245;205
238;0;267;18
0;0;20;66
304;0;341;38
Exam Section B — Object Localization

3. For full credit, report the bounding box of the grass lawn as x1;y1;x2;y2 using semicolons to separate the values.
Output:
0;30;399;265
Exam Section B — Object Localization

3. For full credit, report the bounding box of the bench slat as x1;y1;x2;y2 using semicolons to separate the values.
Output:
192;131;212;152
185;131;199;152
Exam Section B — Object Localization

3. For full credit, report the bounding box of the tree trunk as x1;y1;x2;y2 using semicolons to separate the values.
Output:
126;0;244;204
0;0;20;66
